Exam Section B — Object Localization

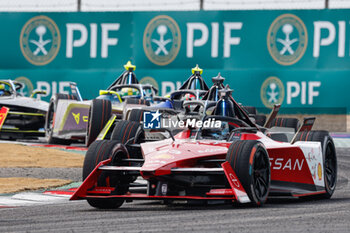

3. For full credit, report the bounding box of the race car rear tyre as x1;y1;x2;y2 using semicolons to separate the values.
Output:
243;106;257;116
254;114;266;126
111;120;144;144
45;93;78;145
86;99;112;147
270;118;300;132
110;120;144;159
226;140;270;206
125;98;150;106
83;140;130;209
127;109;145;122
295;130;337;199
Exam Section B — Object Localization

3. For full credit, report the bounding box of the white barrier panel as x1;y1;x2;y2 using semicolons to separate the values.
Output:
203;0;325;10
0;0;77;12
329;0;350;8
81;0;200;11
1;0;350;12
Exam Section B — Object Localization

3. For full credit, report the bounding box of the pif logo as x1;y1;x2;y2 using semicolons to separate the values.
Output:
260;76;285;108
143;15;181;66
267;14;308;66
20;16;61;66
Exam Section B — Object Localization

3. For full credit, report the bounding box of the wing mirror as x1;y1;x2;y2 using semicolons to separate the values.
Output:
30;90;47;98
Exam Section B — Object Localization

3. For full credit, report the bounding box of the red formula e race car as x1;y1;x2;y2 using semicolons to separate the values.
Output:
71;88;337;209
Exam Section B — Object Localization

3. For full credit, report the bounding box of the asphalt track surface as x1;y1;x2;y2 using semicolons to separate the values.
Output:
0;148;349;233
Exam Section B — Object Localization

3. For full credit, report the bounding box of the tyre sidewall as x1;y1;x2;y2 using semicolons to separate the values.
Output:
321;135;337;197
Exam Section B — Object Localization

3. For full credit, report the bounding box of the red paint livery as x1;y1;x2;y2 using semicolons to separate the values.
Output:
71;89;337;209
71;127;336;209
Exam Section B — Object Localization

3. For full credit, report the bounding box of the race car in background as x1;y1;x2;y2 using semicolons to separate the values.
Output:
46;61;301;146
93;65;219;143
46;63;214;146
94;69;301;145
45;61;160;146
71;86;337;209
0;79;48;139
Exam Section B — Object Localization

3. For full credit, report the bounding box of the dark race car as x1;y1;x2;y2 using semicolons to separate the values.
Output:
93;65;216;143
70;87;337;209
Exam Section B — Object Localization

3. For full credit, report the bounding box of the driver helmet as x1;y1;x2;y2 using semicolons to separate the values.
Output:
183;93;196;101
0;84;4;90
120;87;136;96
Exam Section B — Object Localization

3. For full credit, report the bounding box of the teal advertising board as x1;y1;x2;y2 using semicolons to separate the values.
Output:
0;10;349;113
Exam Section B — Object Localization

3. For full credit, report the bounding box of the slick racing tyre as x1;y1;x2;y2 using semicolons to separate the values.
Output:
110;120;144;144
125;98;150;106
270;118;300;132
83;140;130;209
86;99;112;147
45;93;78;145
110;120;144;159
226;140;270;206
254;114;266;126
295;130;337;199
127;109;145;122
243;106;257;116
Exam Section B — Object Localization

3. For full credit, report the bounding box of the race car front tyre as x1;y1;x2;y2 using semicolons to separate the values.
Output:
295;130;337;199
45;93;78;145
226;140;271;206
85;99;112;147
83;140;130;209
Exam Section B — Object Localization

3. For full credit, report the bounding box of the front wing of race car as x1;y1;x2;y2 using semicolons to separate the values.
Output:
0;106;45;138
71;139;331;205
70;158;251;203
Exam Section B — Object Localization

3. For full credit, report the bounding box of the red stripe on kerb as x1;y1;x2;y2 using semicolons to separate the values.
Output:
0;206;15;208
44;190;74;195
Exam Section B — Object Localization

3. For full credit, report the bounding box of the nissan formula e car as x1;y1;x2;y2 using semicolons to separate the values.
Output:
71;87;337;209
0;80;48;139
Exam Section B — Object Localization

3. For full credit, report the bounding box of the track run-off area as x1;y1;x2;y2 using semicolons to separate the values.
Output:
0;136;349;232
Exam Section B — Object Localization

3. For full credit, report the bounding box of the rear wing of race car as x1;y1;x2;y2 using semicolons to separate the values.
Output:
264;104;281;128
291;117;316;144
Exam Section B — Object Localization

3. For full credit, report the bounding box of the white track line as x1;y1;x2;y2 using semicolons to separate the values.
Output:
0;192;71;207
